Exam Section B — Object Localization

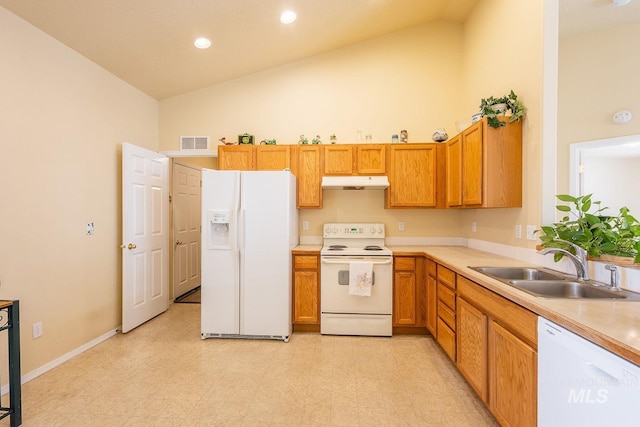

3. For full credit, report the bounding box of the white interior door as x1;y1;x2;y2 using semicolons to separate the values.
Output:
122;143;169;333
172;162;202;299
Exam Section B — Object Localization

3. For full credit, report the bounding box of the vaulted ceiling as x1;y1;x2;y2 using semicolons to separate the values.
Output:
1;0;637;100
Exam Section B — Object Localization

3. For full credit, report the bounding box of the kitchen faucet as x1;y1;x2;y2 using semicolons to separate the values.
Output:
537;239;589;281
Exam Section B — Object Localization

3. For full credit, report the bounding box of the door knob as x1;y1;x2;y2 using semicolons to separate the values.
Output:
176;240;184;246
127;243;137;250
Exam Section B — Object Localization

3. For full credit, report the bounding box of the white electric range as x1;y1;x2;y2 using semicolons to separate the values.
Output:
320;223;393;336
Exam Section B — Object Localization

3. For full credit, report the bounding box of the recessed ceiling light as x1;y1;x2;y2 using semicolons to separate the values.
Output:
280;10;297;24
194;37;212;49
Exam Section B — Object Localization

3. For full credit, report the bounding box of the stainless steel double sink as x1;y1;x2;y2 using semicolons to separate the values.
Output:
468;266;640;300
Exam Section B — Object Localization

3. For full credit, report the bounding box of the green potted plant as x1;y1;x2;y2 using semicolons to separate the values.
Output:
479;90;525;128
537;194;640;263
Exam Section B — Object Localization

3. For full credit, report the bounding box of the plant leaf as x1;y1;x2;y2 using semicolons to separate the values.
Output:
556;194;577;203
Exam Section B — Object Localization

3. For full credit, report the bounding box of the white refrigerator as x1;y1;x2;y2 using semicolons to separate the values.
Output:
201;169;298;341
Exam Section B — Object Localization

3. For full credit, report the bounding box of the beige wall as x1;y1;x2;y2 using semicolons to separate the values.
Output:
0;0;552;384
160;1;547;245
459;0;546;247
0;8;158;376
160;21;465;150
557;22;640;195
160;21;469;239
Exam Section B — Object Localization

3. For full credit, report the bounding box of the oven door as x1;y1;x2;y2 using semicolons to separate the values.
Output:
320;255;393;315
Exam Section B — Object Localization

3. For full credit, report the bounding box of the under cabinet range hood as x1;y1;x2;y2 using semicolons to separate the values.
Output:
321;175;390;190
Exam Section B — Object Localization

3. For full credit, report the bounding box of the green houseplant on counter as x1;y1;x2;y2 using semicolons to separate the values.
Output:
479;90;525;128
537;194;640;264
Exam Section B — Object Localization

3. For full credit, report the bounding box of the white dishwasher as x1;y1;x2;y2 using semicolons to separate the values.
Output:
538;317;640;427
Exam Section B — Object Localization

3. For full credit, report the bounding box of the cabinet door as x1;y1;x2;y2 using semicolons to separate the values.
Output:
356;145;386;174
296;146;322;208
293;270;319;324
387;145;437;207
461;123;483;206
324;146;353;175
489;320;537;427
218;145;254;170
445;135;462;207
256;145;290;170
457;298;488;403
394;270;416;325
426;274;437;336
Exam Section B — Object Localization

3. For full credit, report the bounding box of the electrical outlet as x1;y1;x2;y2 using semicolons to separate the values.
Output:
398;221;405;231
32;322;43;339
526;225;537;241
86;222;94;235
515;224;522;239
471;221;477;232
302;221;309;231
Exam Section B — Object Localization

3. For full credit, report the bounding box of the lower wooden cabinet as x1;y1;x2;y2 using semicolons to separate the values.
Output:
489;320;537;427
425;258;437;336
393;255;426;333
457;297;488;402
456;275;537;427
292;253;320;331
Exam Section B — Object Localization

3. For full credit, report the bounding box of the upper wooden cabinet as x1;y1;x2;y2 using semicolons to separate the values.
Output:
323;144;386;175
446;117;523;208
324;145;353;175
218;145;254;170
218;145;291;171
385;144;444;208
293;145;323;208
355;145;386;174
255;145;290;170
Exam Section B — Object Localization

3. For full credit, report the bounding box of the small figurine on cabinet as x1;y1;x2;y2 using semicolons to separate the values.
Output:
432;128;448;142
238;133;254;145
219;137;235;145
400;129;408;143
260;139;277;145
312;135;322;144
298;134;308;144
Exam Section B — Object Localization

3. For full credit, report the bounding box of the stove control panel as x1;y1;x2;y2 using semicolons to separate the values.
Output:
323;223;385;238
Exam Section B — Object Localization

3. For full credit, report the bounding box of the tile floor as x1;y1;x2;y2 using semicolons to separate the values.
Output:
5;304;498;426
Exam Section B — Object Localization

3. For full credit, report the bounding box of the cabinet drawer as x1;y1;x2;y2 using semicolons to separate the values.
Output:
437;265;456;289
438;301;456;331
426;258;437;278
395;257;416;271
437;318;456;361
294;255;318;270
437;282;456;310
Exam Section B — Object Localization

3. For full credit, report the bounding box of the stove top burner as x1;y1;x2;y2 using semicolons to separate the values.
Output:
328;245;347;251
364;245;383;251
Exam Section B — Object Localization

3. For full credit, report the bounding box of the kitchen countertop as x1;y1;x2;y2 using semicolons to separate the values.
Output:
292;245;322;253
291;243;640;365
390;245;640;366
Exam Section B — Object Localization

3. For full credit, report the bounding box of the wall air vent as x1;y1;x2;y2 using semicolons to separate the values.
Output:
180;136;209;150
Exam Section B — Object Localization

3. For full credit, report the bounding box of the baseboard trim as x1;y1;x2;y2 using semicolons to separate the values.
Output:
1;326;120;395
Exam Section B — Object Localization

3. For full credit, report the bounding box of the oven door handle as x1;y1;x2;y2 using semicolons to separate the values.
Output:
321;258;392;265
